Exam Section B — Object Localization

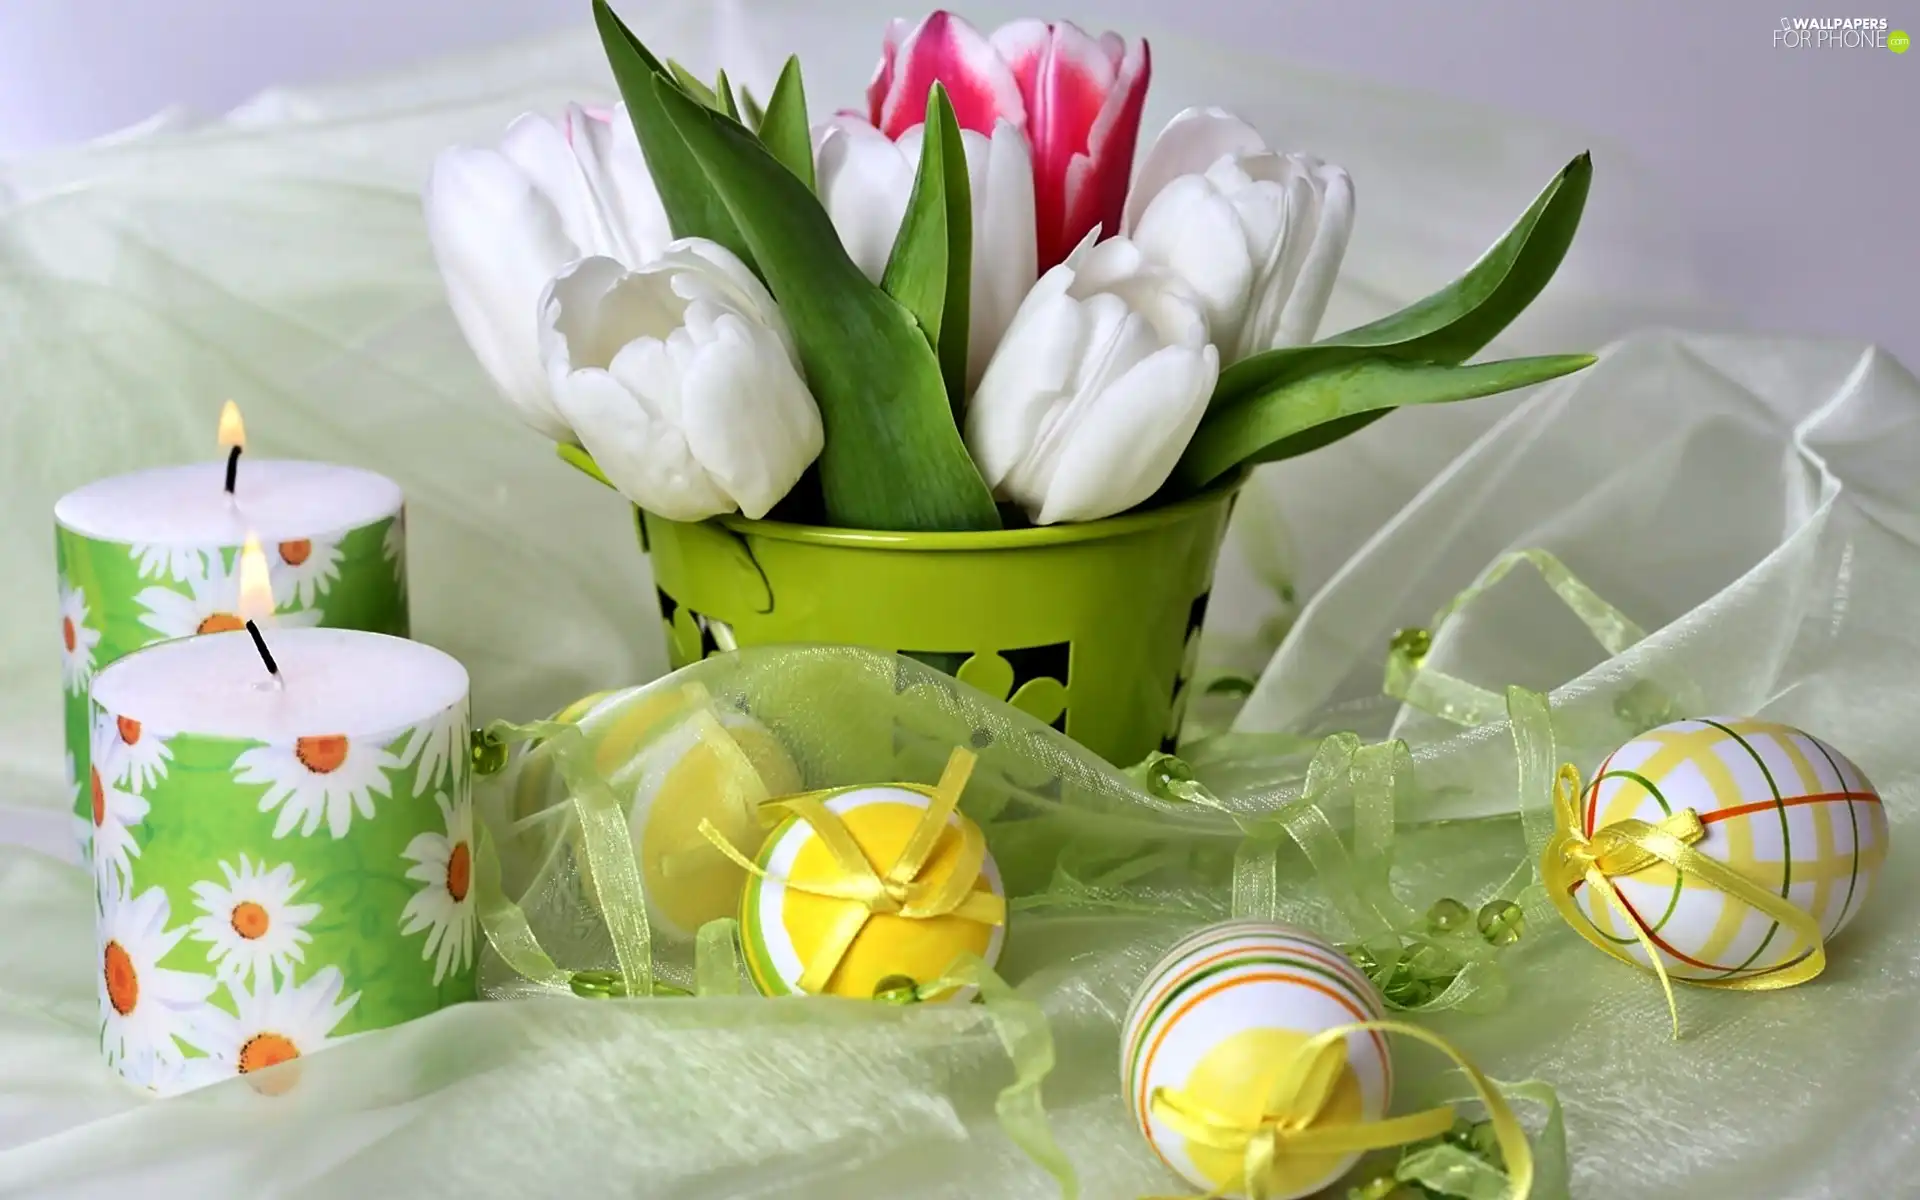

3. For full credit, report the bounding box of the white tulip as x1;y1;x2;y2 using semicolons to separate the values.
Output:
964;235;1219;525
425;104;672;441
538;239;823;522
1124;107;1354;363
813;115;1039;392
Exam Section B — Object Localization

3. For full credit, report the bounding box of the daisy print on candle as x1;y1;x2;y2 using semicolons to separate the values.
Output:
178;966;359;1093
58;579;101;696
99;881;217;1088
269;533;343;608
399;790;476;985
236;731;401;839
188;855;321;986
136;552;324;641
395;702;469;798
129;543;208;583
105;709;172;792
89;715;149;888
381;514;407;597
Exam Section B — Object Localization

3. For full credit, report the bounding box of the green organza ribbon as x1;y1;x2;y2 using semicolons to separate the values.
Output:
1384;549;1646;726
469;720;1077;1195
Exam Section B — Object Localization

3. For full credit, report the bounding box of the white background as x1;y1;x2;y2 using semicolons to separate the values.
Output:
0;0;1913;365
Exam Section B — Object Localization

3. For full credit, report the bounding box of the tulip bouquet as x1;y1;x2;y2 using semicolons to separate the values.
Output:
427;2;1595;535
428;0;1597;533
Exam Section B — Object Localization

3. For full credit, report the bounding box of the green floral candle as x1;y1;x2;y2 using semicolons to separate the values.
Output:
87;627;472;1096
56;457;408;861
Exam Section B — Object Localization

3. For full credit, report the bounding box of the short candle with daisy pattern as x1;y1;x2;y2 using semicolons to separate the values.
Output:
85;543;473;1096
55;402;409;861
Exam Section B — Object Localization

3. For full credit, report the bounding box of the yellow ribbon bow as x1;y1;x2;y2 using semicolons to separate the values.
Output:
1146;1019;1533;1200
1540;762;1827;1037
702;746;1006;996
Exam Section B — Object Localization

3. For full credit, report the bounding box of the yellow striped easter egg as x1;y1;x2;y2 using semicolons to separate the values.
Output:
1121;920;1391;1200
1573;716;1888;981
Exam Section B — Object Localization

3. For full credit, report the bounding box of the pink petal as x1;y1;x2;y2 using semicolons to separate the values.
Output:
877;11;1026;140
864;18;913;128
1076;37;1151;270
991;21;1123;270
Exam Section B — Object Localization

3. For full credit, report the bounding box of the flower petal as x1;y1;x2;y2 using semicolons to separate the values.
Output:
1063;34;1150;273
1122;106;1270;234
1132;173;1256;351
879;11;1026;140
676;312;824;518
865;17;914;127
991;20;1121;269
964;120;1039;392
1274;160;1354;349
813;117;919;283
1033;342;1218;524
1234;154;1355;355
964;266;1081;490
423;146;577;441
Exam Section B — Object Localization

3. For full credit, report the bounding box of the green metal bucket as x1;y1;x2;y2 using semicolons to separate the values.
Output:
638;477;1242;766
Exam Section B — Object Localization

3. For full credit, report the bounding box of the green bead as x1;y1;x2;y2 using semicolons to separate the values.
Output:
1477;899;1527;946
568;969;690;999
470;729;510;777
1389;626;1432;665
1612;680;1675;731
873;974;921;1005
569;969;624;998
1346;1175;1403;1200
1425;897;1471;932
1147;753;1195;792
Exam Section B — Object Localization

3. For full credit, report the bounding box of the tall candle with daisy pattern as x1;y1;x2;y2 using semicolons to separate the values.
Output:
87;616;474;1096
55;405;408;862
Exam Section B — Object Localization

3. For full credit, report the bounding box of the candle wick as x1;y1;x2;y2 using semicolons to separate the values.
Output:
244;619;281;681
224;446;242;494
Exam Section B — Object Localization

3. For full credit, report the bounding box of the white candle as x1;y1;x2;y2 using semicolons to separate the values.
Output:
86;627;477;1097
55;460;402;547
56;458;412;863
91;628;466;740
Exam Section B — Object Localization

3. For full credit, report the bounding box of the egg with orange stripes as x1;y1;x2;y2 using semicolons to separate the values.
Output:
1573;716;1887;982
1121;920;1391;1200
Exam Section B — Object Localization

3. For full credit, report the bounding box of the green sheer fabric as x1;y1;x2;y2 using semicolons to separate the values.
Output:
5;2;1914;1198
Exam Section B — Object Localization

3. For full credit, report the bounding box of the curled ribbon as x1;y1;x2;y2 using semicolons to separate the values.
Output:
701;746;1007;996
1539;762;1828;1038
1145;1019;1533;1200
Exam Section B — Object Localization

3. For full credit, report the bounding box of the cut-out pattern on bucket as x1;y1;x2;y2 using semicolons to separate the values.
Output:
1162;591;1211;754
656;589;735;664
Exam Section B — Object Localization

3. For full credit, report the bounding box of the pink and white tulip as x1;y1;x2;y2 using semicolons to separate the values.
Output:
814;114;1037;391
424;104;670;441
1125;108;1355;361
865;11;1151;274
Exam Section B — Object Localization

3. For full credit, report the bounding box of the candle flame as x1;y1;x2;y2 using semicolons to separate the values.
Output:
237;534;275;624
217;401;247;453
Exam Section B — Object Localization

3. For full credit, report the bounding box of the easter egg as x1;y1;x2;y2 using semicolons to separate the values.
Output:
1573;717;1887;981
622;706;804;942
740;784;1006;1000
1122;920;1391;1200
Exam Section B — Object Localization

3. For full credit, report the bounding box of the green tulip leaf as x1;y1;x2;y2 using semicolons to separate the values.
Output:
738;86;766;131
1214;152;1593;407
644;69;1000;532
712;69;742;122
1178;353;1598;488
882;84;972;408
556;442;614;489
594;1;751;266
667;60;724;111
757;56;815;193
